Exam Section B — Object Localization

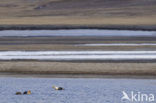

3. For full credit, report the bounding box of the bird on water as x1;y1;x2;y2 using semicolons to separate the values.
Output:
16;92;22;95
23;90;31;95
52;86;64;90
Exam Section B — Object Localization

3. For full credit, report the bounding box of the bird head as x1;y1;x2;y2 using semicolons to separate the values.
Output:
27;90;31;95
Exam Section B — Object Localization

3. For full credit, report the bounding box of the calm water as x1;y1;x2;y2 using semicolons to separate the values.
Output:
0;77;156;103
0;29;155;37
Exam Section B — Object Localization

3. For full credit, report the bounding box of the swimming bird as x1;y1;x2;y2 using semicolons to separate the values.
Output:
52;86;64;90
23;90;31;95
16;92;22;95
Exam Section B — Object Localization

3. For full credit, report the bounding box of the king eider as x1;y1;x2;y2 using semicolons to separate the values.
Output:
23;90;31;95
16;92;22;95
52;86;64;90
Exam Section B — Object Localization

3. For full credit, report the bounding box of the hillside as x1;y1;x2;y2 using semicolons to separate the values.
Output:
0;0;156;28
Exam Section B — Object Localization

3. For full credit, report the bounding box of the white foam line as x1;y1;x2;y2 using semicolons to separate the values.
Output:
1;51;156;56
0;51;156;60
77;43;156;46
0;55;156;60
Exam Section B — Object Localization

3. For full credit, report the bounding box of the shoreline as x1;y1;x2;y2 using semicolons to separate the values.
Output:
0;25;156;31
0;61;156;78
0;28;156;79
1;72;156;79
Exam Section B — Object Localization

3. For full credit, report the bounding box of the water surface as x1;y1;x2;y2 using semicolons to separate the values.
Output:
0;77;155;103
0;29;155;37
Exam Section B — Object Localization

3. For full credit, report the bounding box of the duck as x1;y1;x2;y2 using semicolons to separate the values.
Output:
52;86;64;90
23;90;31;95
16;92;22;95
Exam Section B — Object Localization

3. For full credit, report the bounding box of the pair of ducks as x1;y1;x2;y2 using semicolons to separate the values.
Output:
15;86;64;95
16;90;31;95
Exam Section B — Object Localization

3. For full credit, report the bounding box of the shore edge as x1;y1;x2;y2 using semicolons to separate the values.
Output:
0;25;156;31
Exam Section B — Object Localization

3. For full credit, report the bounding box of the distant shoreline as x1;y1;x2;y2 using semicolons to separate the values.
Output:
1;72;156;79
0;25;156;31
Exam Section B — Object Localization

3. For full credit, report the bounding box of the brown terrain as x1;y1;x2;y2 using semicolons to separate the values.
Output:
1;61;156;77
0;0;155;29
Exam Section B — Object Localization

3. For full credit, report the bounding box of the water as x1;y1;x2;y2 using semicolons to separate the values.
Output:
0;29;155;37
0;77;155;103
